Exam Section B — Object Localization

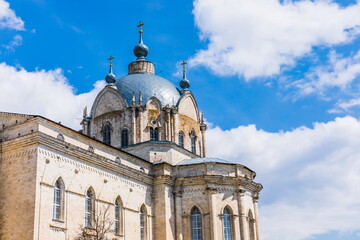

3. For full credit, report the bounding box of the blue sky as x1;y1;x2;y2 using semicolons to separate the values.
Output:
1;0;360;239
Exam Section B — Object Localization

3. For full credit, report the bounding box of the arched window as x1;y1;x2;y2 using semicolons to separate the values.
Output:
178;131;184;147
85;188;95;228
191;207;202;240
150;127;159;141
53;178;64;220
115;197;123;235
140;205;147;240
248;210;255;240
223;207;232;240
103;124;111;145
121;129;129;147
190;130;197;154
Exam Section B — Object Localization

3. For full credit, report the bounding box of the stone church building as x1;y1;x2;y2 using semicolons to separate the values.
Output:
0;26;262;240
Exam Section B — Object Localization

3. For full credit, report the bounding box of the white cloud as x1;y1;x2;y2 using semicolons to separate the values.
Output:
329;98;360;114
190;0;360;79
294;50;360;97
0;0;24;30
206;116;360;240
0;62;105;129
1;34;23;51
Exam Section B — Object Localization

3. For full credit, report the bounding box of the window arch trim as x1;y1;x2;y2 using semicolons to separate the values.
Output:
140;204;148;240
248;209;256;240
85;187;95;228
222;206;233;240
190;206;203;240
102;122;112;145
115;196;124;235
53;177;65;221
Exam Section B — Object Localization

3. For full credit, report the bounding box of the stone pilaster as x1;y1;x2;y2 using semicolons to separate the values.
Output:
253;195;261;240
237;189;248;240
200;124;207;157
165;107;171;141
153;176;176;240
131;107;136;144
174;188;183;240
207;184;218;240
172;109;178;144
138;107;145;143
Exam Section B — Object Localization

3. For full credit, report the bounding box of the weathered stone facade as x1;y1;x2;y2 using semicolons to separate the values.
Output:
0;32;262;240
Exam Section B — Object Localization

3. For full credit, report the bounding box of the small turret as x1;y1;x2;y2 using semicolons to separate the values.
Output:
128;21;155;74
105;55;116;84
180;60;190;90
133;21;149;61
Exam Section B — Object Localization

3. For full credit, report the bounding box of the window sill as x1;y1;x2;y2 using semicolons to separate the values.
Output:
52;218;65;223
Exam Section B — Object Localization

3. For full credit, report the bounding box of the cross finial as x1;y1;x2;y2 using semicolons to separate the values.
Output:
137;21;144;33
181;60;187;72
108;55;114;66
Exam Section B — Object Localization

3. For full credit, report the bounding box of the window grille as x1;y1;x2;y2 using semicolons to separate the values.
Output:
103;124;111;145
121;129;129;147
191;131;196;154
53;180;62;220
150;127;159;141
223;208;232;240
191;207;202;240
140;206;146;240
85;189;94;227
178;131;184;147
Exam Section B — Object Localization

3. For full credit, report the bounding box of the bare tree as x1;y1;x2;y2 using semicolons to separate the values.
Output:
74;205;114;240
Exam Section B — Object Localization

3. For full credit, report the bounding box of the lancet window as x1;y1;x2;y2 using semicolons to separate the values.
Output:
103;123;111;145
85;188;95;227
121;128;129;147
53;178;64;220
191;207;202;240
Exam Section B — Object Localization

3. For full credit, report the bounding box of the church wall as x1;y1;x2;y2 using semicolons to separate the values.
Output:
0;137;38;240
35;143;154;240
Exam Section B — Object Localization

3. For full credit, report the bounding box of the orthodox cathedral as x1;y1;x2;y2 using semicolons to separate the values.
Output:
0;23;262;240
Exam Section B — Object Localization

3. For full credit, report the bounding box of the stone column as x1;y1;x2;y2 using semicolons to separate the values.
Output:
174;189;183;240
153;176;176;240
237;189;248;240
165;107;171;141
139;107;144;142
173;110;178;144
131;107;136;144
253;196;261;240
200;125;206;157
207;184;218;240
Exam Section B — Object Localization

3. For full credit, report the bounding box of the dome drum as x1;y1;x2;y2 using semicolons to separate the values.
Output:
128;60;154;74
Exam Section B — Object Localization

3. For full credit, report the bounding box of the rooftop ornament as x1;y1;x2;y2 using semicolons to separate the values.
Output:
180;60;190;90
134;21;149;61
105;55;116;84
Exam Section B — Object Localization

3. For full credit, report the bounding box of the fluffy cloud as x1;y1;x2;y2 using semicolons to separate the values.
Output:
0;62;105;129
206;117;360;240
190;0;360;79
0;0;24;30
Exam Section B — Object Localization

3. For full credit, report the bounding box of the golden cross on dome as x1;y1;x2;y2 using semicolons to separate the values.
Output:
108;55;114;66
137;21;144;33
181;60;187;72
